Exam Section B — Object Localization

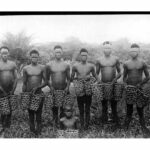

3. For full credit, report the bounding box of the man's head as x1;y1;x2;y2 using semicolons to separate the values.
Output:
64;105;73;118
54;45;63;60
129;43;140;59
103;41;112;57
29;50;39;64
80;48;88;62
0;46;9;61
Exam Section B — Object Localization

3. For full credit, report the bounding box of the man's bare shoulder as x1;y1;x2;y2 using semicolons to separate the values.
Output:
88;62;95;68
72;62;79;69
124;60;131;66
8;60;16;68
23;64;30;70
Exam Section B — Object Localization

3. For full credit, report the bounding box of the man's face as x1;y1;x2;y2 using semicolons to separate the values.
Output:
103;44;112;57
55;48;63;59
30;53;39;64
129;48;139;59
1;48;9;61
80;52;88;62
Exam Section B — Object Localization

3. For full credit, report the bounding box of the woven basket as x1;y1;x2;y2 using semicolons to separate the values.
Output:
29;93;44;111
9;94;18;111
92;83;104;102
136;89;149;108
21;92;31;109
125;85;137;105
114;83;124;101
0;96;10;115
44;92;53;113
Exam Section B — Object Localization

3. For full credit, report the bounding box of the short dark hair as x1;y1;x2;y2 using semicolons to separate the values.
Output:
0;46;9;52
103;41;112;45
80;48;88;54
131;43;140;48
30;50;39;56
54;45;62;50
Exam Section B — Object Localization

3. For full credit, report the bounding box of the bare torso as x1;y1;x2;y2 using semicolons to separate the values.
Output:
24;64;44;92
0;61;16;93
125;59;145;86
74;62;94;79
61;117;77;130
99;56;118;83
48;60;69;90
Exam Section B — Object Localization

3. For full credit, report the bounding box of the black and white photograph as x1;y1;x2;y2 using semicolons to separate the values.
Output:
1;13;150;139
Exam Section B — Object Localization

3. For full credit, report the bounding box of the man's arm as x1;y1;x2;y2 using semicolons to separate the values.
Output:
91;65;100;82
22;67;28;92
65;64;71;93
71;65;76;82
35;66;48;90
140;62;150;86
11;64;18;94
96;60;100;75
123;63;128;84
112;59;121;83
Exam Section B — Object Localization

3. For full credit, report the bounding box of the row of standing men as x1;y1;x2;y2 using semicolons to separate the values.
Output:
0;41;150;137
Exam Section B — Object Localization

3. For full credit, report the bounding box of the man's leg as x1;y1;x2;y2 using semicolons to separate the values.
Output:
77;96;85;129
28;109;35;133
5;113;12;128
36;100;44;135
1;115;6;129
123;104;133;130
111;100;119;125
101;99;108;123
137;106;150;135
85;95;92;129
52;106;58;126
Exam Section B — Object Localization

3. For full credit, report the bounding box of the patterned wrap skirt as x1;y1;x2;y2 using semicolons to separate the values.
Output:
103;83;114;101
21;92;31;110
29;92;44;111
73;77;96;97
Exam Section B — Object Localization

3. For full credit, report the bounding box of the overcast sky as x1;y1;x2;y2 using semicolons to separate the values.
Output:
0;15;150;44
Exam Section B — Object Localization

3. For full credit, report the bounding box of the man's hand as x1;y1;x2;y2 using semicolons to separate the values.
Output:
112;78;117;85
136;84;142;89
64;86;69;94
50;86;54;94
32;87;41;94
9;90;14;95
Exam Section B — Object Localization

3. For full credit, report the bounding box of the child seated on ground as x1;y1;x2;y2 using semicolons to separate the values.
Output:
60;104;79;130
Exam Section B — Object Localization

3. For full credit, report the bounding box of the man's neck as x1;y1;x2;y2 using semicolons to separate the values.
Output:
104;55;111;59
55;58;62;62
31;62;38;66
81;61;87;64
132;57;138;61
2;59;8;63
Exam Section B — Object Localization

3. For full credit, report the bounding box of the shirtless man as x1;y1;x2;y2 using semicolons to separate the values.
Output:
46;45;70;127
0;46;18;130
71;48;99;130
22;50;47;135
96;41;121;126
123;44;150;134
